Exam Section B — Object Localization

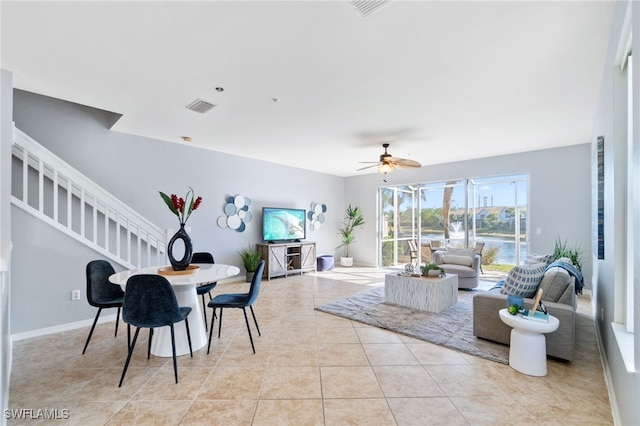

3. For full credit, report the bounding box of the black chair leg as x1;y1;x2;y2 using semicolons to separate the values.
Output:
207;308;216;354
82;308;102;354
114;306;121;337
242;307;256;354
119;327;140;387
249;306;261;336
127;324;131;352
201;294;208;332
147;328;154;359
184;318;193;357
170;324;178;384
210;294;217;319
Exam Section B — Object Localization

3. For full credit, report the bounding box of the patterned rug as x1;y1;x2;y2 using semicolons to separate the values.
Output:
315;287;510;364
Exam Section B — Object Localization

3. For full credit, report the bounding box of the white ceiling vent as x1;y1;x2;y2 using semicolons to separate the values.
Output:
186;99;216;113
351;0;393;18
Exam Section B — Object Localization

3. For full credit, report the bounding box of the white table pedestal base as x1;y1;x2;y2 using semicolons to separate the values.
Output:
509;328;549;376
150;284;207;357
499;308;559;377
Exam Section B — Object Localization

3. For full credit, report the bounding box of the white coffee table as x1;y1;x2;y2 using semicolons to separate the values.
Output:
499;308;559;376
384;273;458;313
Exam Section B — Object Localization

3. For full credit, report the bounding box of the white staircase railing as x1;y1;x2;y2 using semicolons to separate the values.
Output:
11;126;166;269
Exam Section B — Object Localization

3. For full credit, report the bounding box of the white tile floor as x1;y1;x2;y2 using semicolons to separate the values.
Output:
8;267;612;425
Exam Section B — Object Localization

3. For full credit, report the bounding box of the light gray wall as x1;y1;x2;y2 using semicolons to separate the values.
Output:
11;90;345;334
590;2;640;425
1;69;14;424
344;145;593;289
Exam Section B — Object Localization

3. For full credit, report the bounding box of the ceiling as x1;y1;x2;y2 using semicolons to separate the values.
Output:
1;1;614;177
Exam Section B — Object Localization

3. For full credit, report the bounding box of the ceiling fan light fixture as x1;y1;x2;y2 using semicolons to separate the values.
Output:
377;162;395;174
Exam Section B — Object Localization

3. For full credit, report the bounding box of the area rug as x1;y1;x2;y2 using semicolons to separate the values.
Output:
315;287;510;364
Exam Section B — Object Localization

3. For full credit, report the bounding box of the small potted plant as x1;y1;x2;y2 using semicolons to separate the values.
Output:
337;204;365;267
421;262;445;277
239;245;262;282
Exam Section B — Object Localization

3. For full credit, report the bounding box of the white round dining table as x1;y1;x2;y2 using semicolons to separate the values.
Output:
109;263;240;357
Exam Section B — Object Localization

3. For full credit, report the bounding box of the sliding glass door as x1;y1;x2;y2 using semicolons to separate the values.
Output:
419;180;468;251
379;185;417;267
378;174;527;270
469;176;527;267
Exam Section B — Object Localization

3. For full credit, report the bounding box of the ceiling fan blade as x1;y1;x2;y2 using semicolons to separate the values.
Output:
356;143;420;173
355;164;380;171
389;157;421;168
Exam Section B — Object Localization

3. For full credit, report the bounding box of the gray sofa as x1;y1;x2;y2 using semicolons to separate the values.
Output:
431;250;480;289
472;268;577;361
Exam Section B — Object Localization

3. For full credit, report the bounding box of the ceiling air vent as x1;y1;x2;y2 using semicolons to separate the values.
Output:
185;99;216;114
351;0;393;18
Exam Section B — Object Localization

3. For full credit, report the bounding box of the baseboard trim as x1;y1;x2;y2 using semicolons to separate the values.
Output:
11;313;117;342
594;315;621;425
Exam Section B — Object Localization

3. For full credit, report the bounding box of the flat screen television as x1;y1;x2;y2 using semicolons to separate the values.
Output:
262;207;306;242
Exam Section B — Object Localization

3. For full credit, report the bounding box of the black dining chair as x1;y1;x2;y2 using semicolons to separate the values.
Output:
207;260;265;354
192;252;217;331
82;260;124;354
118;274;193;387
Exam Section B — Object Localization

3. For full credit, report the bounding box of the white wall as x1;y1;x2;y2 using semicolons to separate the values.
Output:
10;90;345;334
344;145;593;288
590;2;640;425
1;69;14;425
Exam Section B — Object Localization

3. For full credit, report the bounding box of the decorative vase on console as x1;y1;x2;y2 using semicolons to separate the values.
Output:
160;187;202;271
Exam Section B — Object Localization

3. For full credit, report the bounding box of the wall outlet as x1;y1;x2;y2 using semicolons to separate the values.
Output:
71;290;81;301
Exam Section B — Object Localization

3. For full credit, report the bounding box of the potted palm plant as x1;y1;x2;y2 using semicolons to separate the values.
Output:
337;204;365;267
239;245;262;282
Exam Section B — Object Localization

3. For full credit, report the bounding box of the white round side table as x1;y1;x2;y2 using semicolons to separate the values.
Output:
499;308;560;376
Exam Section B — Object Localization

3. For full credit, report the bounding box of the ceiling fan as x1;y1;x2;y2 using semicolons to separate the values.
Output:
356;143;421;180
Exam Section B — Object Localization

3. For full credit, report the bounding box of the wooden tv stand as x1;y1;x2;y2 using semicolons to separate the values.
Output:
256;241;316;280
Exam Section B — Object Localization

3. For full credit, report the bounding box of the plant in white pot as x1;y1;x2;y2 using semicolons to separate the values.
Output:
421;262;445;277
337;204;365;267
239;245;262;282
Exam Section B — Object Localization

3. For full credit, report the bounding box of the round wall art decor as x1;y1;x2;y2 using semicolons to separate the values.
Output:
217;195;252;232
308;202;327;231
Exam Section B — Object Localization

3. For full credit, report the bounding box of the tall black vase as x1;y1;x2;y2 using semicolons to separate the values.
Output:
168;224;193;271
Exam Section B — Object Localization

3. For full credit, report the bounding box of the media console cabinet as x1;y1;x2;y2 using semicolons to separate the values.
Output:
256;242;316;280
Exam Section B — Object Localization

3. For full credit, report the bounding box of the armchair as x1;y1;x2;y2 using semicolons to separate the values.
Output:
431;249;480;289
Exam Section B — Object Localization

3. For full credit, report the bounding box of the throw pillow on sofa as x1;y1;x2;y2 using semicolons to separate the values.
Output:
500;263;547;298
441;254;473;267
446;248;476;259
524;253;554;266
